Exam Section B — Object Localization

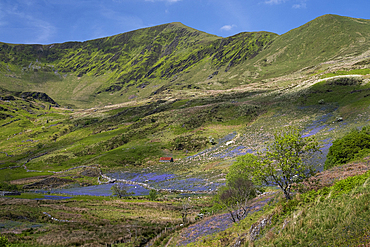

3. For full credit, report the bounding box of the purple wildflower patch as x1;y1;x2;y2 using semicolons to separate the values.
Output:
156;177;224;191
212;146;253;159
177;195;274;246
299;106;339;138
305;138;332;172
302;125;327;138
302;113;333;137
108;172;176;183
51;183;150;196
108;171;224;192
32;195;73;200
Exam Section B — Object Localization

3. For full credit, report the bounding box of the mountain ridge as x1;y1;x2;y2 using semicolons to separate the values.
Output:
1;14;370;108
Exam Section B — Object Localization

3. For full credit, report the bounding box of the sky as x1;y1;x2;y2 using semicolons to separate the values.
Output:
0;0;369;44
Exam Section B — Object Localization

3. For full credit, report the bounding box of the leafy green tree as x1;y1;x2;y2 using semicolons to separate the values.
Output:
226;153;257;183
111;183;134;198
148;189;158;201
238;127;320;200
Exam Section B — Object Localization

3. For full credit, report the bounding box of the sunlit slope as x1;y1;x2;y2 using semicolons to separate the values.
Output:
0;23;276;107
2;15;370;108
248;14;370;79
0;23;219;105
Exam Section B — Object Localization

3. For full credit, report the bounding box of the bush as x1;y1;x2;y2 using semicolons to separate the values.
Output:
214;157;260;222
325;126;370;169
111;183;134;198
326;77;362;86
148;189;158;201
216;177;256;222
0;182;18;191
171;134;208;151
331;170;370;195
0;235;8;247
237;104;261;117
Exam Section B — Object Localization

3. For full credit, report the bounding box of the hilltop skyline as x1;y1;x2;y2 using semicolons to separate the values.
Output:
0;0;369;44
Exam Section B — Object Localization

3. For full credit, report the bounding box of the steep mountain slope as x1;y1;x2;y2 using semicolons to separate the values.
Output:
1;14;370;109
0;23;276;107
250;14;370;78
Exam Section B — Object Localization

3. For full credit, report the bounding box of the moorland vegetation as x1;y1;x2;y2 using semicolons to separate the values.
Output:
1;14;370;246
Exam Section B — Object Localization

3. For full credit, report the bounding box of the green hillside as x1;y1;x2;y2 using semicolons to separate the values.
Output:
2;14;370;246
250;14;370;78
0;23;276;108
2;15;370;109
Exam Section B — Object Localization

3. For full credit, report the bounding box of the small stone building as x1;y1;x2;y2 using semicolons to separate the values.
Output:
159;157;174;162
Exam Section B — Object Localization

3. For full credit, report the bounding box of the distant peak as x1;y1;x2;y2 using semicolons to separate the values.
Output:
165;22;220;38
167;22;195;29
313;13;368;22
169;22;185;25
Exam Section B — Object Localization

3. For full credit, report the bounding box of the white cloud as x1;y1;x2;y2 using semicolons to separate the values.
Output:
292;0;307;9
0;1;55;44
265;0;286;5
265;0;308;8
220;24;236;31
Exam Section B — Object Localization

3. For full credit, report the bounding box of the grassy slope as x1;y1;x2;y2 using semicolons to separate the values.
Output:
2;14;370;246
247;14;370;79
172;160;370;247
3;15;370;108
0;23;277;108
1;16;370;193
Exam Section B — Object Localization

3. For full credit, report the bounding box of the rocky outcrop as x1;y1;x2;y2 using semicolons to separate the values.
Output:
0;95;15;101
15;92;58;105
249;213;274;242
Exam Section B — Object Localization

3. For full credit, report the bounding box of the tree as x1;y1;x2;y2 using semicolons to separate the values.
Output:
148;189;158;201
218;177;256;223
216;154;259;223
181;199;191;224
226;153;257;183
111;183;134;198
239;126;321;200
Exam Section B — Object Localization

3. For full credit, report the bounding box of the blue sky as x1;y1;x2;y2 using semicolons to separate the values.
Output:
0;0;369;44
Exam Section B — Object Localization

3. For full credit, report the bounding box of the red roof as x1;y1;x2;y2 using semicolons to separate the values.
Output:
160;157;173;161
160;157;172;160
